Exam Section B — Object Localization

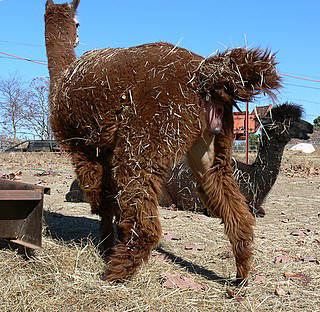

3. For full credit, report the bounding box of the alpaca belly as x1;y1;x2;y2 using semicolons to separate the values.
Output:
187;129;215;179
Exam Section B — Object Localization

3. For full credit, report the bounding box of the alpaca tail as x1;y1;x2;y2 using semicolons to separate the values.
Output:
197;47;282;103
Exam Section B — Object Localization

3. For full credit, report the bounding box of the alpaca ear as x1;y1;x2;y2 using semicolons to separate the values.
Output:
71;0;80;13
46;0;54;7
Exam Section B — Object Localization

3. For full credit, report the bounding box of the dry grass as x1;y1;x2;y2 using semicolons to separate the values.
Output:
0;152;319;311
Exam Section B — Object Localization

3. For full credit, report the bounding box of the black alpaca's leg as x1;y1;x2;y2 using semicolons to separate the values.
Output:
255;207;266;218
99;211;118;257
65;179;87;202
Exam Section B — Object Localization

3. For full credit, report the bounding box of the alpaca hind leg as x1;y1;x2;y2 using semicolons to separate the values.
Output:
197;106;255;283
103;179;162;282
201;165;255;283
187;130;215;180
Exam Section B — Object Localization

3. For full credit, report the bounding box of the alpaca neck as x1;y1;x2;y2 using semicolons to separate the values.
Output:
253;135;287;180
233;133;288;215
45;23;76;89
46;41;76;81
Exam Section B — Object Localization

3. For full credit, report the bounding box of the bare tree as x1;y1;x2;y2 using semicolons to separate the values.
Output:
0;74;30;143
24;77;53;140
314;116;320;129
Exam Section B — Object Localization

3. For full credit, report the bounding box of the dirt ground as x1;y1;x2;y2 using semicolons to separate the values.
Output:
0;151;319;311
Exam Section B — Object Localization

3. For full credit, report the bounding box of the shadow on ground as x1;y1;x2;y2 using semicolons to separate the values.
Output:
44;212;233;284
156;246;234;285
0;210;235;285
43;210;100;245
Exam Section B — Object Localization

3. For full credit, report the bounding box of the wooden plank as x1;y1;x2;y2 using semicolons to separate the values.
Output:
0;178;50;194
0;190;42;201
10;239;41;250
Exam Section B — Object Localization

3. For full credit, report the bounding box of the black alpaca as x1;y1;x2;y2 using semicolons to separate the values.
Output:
233;103;313;216
159;103;313;216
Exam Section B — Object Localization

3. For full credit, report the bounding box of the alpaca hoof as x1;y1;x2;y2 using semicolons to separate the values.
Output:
100;272;108;282
256;213;265;218
100;271;120;283
251;208;266;218
255;210;266;218
101;268;130;283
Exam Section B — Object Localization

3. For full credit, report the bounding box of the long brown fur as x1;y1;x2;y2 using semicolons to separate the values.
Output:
45;1;281;283
199;103;255;280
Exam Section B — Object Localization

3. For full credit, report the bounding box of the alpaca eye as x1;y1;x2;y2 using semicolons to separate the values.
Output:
76;23;80;28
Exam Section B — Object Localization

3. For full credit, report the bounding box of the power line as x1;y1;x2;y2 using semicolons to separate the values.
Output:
282;71;320;80
276;95;320;105
286;98;320;105
0;51;47;65
0;56;16;60
283;82;320;91
1;50;320;93
281;72;320;83
0;40;42;47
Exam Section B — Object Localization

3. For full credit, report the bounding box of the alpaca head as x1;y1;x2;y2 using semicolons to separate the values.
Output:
197;48;282;135
45;0;80;48
262;103;313;143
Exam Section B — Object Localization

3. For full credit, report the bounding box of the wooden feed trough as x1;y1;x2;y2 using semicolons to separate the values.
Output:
0;178;50;249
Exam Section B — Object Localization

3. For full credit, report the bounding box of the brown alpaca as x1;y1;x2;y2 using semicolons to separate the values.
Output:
45;0;281;283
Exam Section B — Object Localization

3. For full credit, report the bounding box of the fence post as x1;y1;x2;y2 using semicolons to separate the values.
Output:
246;101;249;164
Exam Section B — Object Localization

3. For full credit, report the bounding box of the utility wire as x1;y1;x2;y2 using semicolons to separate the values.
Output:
281;73;320;83
0;40;42;47
285;98;320;105
0;51;47;65
1;50;320;93
283;82;320;91
282;71;320;80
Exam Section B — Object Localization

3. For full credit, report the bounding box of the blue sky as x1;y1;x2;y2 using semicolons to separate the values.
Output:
0;0;319;122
